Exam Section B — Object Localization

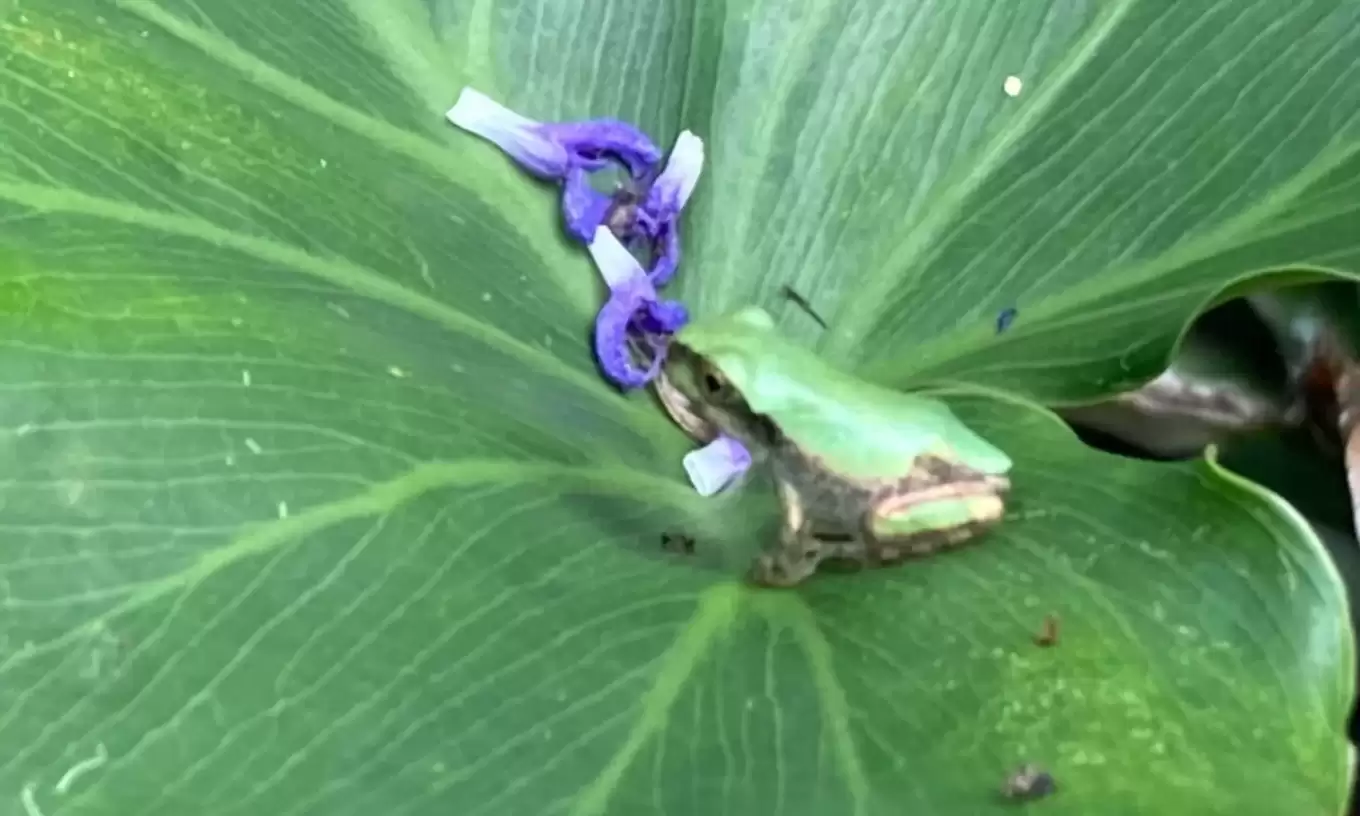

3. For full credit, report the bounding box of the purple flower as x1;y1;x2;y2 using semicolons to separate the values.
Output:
683;435;753;496
446;88;663;243
586;226;688;389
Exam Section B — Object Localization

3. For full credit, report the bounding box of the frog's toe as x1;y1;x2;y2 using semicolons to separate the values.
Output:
748;551;817;588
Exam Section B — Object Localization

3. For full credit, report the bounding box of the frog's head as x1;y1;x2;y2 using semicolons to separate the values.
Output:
659;306;783;448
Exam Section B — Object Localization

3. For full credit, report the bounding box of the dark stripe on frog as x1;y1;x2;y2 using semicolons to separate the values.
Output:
773;443;997;529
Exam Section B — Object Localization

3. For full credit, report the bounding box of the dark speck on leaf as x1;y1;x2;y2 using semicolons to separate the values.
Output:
996;307;1018;334
1000;764;1056;802
1034;614;1059;647
661;532;696;555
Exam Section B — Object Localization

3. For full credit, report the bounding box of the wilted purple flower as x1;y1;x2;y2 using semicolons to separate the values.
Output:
683;435;753;496
587;226;688;389
640;131;703;286
607;131;704;286
446;88;663;242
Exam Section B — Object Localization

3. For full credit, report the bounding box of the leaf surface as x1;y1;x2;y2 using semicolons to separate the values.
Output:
0;1;1351;814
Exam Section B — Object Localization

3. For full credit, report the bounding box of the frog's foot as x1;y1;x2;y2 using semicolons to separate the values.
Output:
748;550;819;587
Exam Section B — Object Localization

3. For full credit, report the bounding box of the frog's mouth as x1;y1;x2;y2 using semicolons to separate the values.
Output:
654;344;718;443
657;342;786;450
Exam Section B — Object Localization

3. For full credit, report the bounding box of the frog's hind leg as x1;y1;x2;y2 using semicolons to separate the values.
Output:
748;479;826;588
864;486;1006;564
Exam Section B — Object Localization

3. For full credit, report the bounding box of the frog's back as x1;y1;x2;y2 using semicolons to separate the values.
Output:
744;343;1012;480
677;306;1012;480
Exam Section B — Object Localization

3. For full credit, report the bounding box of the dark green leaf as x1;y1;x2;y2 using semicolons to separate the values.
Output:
0;1;1351;814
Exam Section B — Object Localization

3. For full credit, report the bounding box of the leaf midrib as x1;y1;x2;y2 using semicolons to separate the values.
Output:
854;134;1360;392
0;458;699;682
0;179;677;443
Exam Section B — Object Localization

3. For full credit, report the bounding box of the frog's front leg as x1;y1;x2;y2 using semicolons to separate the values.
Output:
748;478;826;587
863;479;1008;564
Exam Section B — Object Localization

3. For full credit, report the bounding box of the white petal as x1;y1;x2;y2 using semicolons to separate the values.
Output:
586;226;651;291
445;87;537;134
683;435;752;496
654;130;705;211
445;87;567;177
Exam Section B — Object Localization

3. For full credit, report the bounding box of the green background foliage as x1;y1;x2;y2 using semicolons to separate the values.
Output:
0;0;1354;813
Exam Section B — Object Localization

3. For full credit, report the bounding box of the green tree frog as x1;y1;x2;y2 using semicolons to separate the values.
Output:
661;306;1013;587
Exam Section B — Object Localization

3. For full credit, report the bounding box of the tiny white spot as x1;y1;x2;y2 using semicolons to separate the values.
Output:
277;501;289;519
244;438;263;455
140;30;149;38
241;369;252;387
15;423;33;437
230;317;244;327
225;455;236;466
319;158;328;168
481;292;492;302
388;366;408;378
1003;75;1023;97
451;363;466;374
54;743;108;794
327;302;351;319
66;70;75;79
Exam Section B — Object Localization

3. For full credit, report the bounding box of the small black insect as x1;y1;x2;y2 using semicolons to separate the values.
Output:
1000;763;1057;802
996;307;1018;334
661;532;696;555
780;285;828;329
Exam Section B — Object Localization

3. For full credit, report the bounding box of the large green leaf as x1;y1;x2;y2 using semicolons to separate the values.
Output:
0;1;1352;814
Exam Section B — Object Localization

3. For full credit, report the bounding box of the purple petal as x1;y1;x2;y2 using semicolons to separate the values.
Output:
562;168;613;243
683;435;753;496
586;226;653;293
446;88;571;178
643;131;704;220
594;288;663;389
540;120;663;178
647;222;681;287
632;205;661;237
637;297;688;334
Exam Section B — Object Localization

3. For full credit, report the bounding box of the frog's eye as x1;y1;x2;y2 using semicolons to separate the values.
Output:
698;363;729;397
